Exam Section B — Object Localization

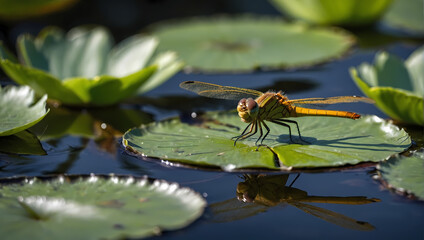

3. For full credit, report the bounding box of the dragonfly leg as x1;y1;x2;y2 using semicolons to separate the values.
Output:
276;119;310;144
255;121;271;151
270;120;295;143
232;122;252;140
288;173;300;187
255;121;264;146
238;121;258;141
233;121;258;146
257;120;271;146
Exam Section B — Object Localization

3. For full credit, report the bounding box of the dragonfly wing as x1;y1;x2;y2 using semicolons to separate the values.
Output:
209;198;268;223
180;81;263;100
287;96;374;106
289;201;375;231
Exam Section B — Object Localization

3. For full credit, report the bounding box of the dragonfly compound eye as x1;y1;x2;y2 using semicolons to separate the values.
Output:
237;98;247;111
246;98;257;111
238;98;246;107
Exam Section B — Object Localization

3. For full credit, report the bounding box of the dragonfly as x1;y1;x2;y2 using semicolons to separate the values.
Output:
180;81;374;146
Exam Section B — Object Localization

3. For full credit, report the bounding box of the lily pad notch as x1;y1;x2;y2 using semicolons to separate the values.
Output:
123;112;411;171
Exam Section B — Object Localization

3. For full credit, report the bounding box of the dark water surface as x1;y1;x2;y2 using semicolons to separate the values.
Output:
1;0;424;239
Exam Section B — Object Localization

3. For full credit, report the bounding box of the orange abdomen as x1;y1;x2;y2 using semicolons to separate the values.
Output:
293;107;361;119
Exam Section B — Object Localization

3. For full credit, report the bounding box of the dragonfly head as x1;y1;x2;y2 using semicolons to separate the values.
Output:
237;98;259;123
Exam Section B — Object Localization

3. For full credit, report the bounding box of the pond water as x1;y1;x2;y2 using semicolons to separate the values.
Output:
1;1;424;239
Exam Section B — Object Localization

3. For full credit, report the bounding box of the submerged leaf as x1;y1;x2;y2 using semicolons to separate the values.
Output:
376;150;424;200
0;85;49;136
123;111;410;170
152;16;354;72
0;130;46;155
29;105;154;140
0;175;206;239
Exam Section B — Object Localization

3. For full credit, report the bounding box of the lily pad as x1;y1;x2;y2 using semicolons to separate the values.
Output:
0;26;183;106
382;0;424;35
123;111;411;170
0;174;206;239
270;0;393;26
0;85;49;136
151;16;355;72
350;46;424;125
0;130;46;155
376;150;424;200
0;0;78;20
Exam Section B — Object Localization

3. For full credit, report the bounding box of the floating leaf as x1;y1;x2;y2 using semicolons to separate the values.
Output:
382;0;424;35
0;175;206;239
151;16;354;72
0;26;183;106
123;112;411;170
270;0;393;26
0;85;49;136
0;130;46;155
350;46;424;125
0;0;78;20
376;150;424;200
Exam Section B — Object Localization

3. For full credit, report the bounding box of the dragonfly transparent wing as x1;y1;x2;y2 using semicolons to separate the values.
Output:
180;81;263;100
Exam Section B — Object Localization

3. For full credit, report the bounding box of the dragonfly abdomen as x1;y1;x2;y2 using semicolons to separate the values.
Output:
294;107;361;119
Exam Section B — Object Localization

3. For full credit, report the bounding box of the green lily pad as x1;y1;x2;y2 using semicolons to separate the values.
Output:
350;46;424;125
376;150;424;200
0;0;78;20
0;26;183;106
0;130;46;155
0;174;206;239
382;0;424;35
0;85;49;136
151;16;354;72
270;0;393;26
123;111;411;170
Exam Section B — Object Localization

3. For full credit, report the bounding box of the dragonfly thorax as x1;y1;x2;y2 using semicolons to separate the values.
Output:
237;98;259;123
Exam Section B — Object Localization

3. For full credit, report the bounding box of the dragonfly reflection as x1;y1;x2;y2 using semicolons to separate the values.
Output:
210;174;380;231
